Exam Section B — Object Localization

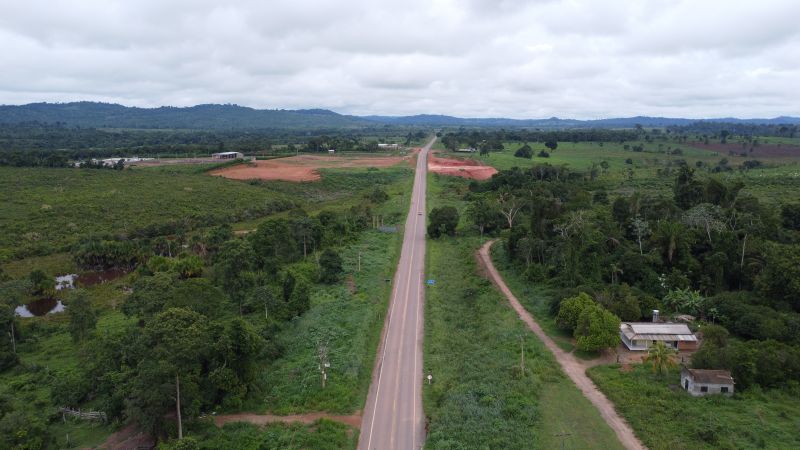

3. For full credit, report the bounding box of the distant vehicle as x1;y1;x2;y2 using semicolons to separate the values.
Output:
418;211;423;215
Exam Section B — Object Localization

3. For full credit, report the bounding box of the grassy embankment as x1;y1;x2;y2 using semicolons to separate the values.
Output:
588;365;800;450
0;164;413;448
422;173;624;449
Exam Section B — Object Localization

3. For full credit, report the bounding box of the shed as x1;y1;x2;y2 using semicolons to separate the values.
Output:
681;368;734;396
620;322;698;351
212;151;244;160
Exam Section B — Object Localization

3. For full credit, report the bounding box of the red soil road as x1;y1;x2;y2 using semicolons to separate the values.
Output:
477;240;647;450
428;155;497;180
209;154;409;182
686;141;800;158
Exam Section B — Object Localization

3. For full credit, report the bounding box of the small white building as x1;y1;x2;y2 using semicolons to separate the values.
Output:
681;368;734;396
211;151;244;160
377;143;399;149
620;322;698;351
456;147;477;153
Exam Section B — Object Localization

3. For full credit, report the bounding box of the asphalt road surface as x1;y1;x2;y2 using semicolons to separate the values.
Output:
358;137;434;450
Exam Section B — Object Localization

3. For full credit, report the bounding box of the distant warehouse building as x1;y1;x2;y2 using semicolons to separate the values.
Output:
212;151;244;160
377;143;399;149
681;368;734;396
619;322;698;351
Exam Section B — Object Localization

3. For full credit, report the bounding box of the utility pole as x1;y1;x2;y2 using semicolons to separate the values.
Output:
318;340;330;389
358;251;362;273
9;322;15;353
519;335;525;377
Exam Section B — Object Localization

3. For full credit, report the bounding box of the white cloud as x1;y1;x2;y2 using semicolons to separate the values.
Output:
0;0;798;118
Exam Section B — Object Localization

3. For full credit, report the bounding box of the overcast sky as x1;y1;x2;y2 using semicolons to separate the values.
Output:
1;0;798;119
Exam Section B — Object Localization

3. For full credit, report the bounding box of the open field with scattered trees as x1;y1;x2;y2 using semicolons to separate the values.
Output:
0;157;413;448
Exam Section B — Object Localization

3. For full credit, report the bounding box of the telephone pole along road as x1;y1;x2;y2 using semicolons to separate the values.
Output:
358;137;434;450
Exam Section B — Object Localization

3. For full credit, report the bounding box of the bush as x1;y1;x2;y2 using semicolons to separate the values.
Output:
514;145;533;159
556;292;594;331
318;249;343;284
428;206;459;238
574;304;620;352
537;150;550;158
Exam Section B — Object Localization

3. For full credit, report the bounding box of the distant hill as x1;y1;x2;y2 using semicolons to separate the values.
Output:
364;114;800;128
0;102;371;129
0;102;798;129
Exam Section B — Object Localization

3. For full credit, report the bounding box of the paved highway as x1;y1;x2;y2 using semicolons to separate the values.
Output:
358;137;434;450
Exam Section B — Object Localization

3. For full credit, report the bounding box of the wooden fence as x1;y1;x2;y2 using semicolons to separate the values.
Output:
59;407;107;423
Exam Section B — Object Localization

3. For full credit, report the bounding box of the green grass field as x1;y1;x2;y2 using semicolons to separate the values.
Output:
423;174;624;448
588;364;800;450
433;140;800;202
0;166;291;260
0;165;412;261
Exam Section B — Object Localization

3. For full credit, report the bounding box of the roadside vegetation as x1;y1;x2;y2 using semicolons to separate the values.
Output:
423;174;624;449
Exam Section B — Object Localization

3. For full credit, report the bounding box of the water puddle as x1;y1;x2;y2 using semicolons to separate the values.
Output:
15;297;65;317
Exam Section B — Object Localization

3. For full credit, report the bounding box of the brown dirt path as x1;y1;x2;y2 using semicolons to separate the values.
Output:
477;240;647;450
213;411;362;429
93;411;360;449
93;424;154;450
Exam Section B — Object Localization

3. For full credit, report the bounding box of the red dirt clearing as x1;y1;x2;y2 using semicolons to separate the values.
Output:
687;141;800;158
428;155;497;180
209;154;408;182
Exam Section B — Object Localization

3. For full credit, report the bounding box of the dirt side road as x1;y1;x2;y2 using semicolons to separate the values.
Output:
477;240;647;450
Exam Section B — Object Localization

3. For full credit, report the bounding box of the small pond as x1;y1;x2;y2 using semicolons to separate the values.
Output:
76;268;129;287
14;269;129;317
15;297;65;317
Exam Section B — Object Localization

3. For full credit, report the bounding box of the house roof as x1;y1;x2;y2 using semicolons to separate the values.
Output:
620;322;698;342
683;368;735;384
212;151;242;156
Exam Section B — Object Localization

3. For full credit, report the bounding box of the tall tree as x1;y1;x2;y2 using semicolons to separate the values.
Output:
319;249;344;284
0;304;18;370
132;308;208;439
67;289;97;343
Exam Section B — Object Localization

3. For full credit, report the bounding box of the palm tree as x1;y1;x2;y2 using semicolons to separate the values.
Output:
643;341;677;376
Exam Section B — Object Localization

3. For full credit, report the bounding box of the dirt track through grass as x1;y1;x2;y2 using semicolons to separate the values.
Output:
477;239;646;450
